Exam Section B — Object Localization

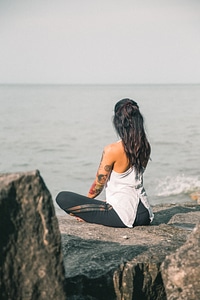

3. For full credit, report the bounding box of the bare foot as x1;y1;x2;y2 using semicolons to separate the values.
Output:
75;216;85;222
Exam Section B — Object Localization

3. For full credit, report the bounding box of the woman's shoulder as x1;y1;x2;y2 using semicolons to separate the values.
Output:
104;140;123;152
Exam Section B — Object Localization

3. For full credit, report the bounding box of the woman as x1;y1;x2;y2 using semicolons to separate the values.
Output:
56;98;154;228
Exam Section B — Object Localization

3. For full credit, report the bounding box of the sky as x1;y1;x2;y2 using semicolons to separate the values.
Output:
0;0;200;84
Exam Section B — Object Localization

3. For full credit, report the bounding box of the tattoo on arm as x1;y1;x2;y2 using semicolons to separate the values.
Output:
88;182;103;196
88;148;113;197
104;165;112;172
97;174;107;184
88;165;112;197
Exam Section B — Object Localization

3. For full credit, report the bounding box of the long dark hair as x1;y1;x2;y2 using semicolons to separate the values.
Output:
113;98;150;173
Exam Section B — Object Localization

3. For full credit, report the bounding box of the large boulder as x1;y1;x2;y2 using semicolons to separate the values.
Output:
0;170;66;300
58;203;200;300
161;223;200;300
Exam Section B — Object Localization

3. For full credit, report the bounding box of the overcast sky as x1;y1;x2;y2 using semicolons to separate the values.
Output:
0;0;200;84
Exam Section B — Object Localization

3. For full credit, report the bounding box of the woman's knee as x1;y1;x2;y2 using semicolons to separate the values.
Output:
56;191;70;207
56;191;81;211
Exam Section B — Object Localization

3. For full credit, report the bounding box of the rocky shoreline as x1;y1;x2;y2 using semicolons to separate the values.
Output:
0;170;199;300
58;202;200;299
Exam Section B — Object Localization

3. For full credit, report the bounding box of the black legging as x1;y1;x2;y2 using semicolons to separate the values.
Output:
56;191;150;228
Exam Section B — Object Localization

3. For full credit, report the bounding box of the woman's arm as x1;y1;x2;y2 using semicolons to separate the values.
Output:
87;145;115;198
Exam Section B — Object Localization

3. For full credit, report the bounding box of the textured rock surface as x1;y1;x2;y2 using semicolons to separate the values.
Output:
190;191;200;204
0;170;66;300
161;223;200;300
1;169;199;300
58;202;200;300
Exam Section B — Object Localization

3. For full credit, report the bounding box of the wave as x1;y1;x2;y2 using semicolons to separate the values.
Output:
155;174;200;197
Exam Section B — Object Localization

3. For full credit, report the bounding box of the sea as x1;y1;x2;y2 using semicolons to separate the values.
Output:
0;84;200;215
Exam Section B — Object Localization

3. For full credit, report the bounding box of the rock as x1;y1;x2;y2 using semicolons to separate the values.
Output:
161;223;200;300
0;170;66;300
1;170;199;300
58;202;200;300
190;191;200;204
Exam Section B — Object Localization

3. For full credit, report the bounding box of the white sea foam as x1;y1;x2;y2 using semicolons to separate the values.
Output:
155;174;200;197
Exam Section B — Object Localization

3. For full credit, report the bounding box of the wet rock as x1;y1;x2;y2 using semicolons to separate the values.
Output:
161;223;200;300
0;170;66;300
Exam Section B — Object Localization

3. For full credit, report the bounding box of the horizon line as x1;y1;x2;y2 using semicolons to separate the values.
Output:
0;82;200;86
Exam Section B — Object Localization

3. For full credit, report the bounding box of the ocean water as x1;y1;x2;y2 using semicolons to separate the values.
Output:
0;84;200;215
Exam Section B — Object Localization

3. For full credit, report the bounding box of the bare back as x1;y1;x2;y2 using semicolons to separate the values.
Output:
87;140;149;198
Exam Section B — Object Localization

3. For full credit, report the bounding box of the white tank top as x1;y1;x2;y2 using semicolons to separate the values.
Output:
105;167;154;228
